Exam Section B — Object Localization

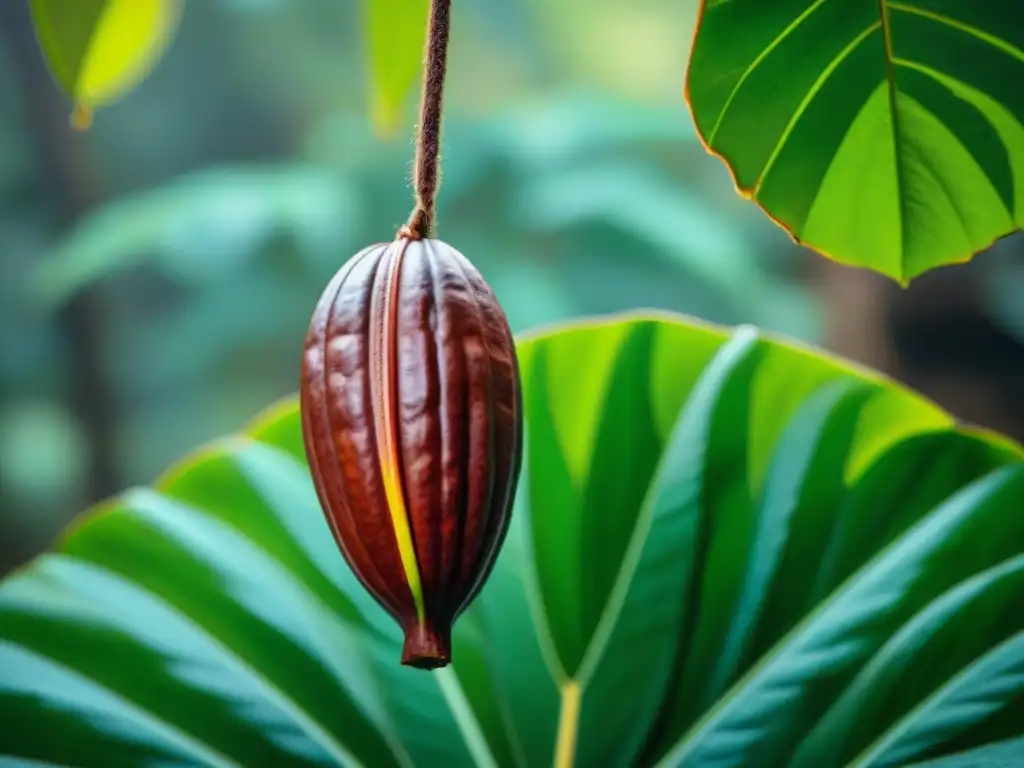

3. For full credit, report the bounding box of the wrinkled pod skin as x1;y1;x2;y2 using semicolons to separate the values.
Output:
300;236;523;669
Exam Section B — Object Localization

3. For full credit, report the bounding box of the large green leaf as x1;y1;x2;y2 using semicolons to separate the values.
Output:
686;0;1024;283
2;311;1023;767
29;0;183;129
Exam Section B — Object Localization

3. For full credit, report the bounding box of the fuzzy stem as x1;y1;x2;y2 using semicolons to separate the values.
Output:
400;0;451;241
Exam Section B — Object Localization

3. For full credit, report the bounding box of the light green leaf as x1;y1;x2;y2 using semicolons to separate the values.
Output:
29;0;183;128
686;0;1024;282
574;328;762;766
363;0;429;135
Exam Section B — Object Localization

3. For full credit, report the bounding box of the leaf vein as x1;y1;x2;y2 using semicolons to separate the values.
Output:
756;22;881;194
706;0;837;147
888;2;1024;64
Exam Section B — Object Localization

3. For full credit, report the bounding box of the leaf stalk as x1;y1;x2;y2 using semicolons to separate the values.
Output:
400;0;451;240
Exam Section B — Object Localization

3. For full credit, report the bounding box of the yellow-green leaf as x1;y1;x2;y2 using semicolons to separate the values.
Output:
364;0;429;137
29;0;183;129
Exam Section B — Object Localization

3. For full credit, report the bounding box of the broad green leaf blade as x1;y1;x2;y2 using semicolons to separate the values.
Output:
0;556;340;767
202;413;502;768
68;491;404;767
744;429;1013;666
707;379;874;705
3;310;1023;767
934;695;1024;760
655;465;1024;768
907;736;1024;767
851;631;1024;767
812;430;1020;601
655;335;766;737
1;437;476;767
0;640;243;768
363;0;429;135
792;555;1024;767
521;339;589;678
686;0;1024;282
29;0;182;128
467;466;561;768
744;339;951;495
650;361;950;754
448;614;523;768
213;437;397;640
574;322;666;659
574;329;762;766
521;317;720;679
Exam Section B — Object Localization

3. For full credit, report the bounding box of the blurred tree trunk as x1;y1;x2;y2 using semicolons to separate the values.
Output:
815;258;897;373
0;5;119;508
816;243;1024;444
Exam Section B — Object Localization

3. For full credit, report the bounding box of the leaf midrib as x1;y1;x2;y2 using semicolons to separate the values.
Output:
879;0;909;280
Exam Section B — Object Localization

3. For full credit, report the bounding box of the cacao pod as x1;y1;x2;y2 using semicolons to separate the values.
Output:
300;235;523;669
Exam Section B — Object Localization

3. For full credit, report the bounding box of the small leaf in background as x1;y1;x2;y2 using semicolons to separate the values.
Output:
686;1;1024;283
0;400;88;521
363;0;429;136
31;165;356;309
29;0;183;129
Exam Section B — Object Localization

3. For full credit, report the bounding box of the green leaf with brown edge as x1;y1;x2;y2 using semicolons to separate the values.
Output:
363;0;429;136
29;0;183;129
685;0;1024;283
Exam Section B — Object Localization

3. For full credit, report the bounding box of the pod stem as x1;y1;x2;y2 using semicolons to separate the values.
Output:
400;0;451;241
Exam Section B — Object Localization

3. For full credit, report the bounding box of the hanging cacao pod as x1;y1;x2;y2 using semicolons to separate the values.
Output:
300;234;523;669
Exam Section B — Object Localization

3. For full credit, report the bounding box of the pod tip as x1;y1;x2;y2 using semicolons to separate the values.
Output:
401;621;452;670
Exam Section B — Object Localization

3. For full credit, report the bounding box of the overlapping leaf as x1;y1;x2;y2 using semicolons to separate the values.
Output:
1;312;1022;767
686;0;1024;282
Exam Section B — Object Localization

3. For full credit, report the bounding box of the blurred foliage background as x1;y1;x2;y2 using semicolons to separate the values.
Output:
1;0;1022;577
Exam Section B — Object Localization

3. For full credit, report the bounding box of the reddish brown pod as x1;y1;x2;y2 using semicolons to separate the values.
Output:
300;235;523;669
